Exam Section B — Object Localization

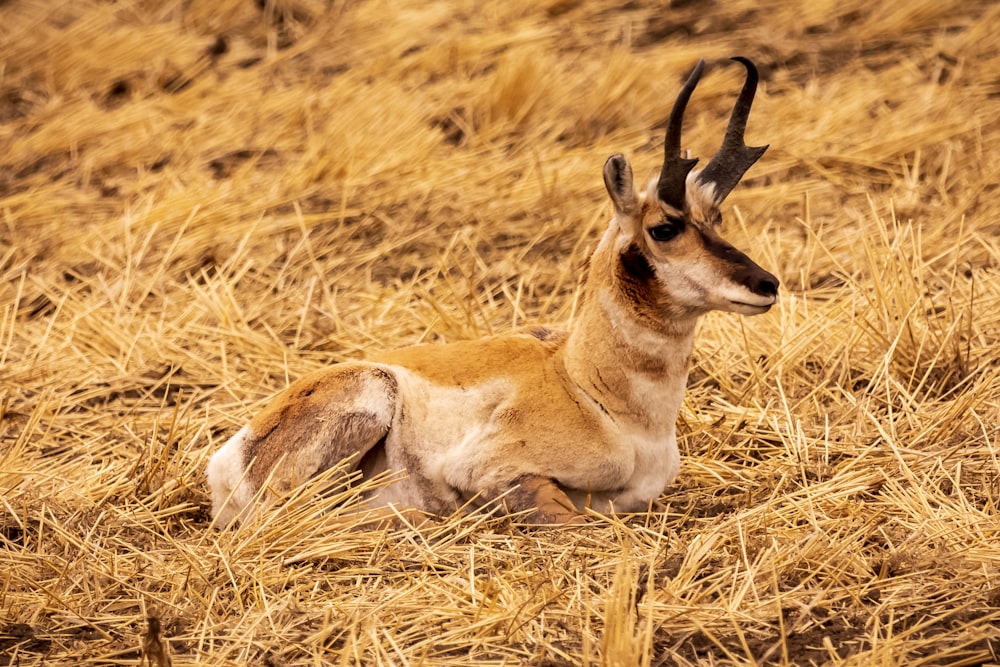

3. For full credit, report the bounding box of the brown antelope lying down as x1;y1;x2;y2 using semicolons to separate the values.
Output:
207;57;779;527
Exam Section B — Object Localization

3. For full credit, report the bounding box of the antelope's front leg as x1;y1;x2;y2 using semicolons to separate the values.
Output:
503;475;587;525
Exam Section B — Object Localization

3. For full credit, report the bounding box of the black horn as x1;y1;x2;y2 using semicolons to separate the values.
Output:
696;57;768;204
657;59;704;211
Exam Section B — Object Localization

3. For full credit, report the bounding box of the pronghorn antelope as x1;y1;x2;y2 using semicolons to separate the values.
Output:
207;57;779;527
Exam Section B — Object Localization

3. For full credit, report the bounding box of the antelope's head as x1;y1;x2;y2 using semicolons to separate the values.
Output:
601;57;779;324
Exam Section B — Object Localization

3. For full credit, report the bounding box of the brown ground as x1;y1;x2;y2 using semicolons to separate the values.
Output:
1;0;999;665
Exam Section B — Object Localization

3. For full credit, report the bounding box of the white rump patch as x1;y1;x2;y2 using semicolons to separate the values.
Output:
206;425;255;528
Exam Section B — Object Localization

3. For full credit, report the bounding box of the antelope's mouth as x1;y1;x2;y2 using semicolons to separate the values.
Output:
728;299;775;315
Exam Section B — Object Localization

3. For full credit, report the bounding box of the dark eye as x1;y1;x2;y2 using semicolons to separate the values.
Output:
647;218;684;242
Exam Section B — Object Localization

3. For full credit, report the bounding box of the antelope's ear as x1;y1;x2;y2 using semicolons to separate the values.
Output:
603;154;637;216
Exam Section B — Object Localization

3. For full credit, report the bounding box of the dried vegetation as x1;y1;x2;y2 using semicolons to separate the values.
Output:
1;0;999;664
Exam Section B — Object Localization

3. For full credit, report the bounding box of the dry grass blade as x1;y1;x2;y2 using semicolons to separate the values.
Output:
2;0;999;665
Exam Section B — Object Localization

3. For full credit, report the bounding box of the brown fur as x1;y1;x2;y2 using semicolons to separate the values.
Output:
243;365;397;490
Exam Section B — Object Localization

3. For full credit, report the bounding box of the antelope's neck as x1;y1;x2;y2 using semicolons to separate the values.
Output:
562;288;697;432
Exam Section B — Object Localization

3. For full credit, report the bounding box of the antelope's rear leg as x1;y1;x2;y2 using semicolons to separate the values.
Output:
504;475;586;525
207;364;398;527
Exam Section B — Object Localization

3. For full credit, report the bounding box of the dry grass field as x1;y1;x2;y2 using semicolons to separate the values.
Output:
2;0;999;664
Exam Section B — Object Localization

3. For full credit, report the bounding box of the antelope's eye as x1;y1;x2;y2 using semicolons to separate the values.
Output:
647;218;684;242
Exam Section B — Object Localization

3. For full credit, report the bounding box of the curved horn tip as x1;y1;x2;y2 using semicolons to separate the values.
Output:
729;56;760;78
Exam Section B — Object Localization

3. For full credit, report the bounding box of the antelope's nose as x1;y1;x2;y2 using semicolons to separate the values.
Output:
755;273;779;298
738;259;779;299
